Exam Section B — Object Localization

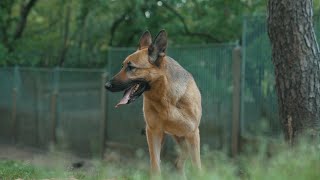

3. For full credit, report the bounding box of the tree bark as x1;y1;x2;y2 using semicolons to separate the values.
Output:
0;1;15;51
77;0;91;61
13;0;38;41
0;0;38;53
267;0;320;144
58;3;71;67
108;10;131;46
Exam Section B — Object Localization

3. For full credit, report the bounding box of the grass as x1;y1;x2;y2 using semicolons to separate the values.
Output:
0;160;72;180
0;160;37;179
0;139;319;180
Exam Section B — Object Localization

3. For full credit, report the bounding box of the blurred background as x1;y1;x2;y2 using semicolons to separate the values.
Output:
0;0;269;67
0;0;320;158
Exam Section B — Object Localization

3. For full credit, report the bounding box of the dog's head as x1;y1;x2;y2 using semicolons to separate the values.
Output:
105;30;167;107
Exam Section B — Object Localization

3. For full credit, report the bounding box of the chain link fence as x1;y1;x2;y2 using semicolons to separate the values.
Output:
1;15;320;157
241;16;279;137
0;43;236;156
0;67;106;157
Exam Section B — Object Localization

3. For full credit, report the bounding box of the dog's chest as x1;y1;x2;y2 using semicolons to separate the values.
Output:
143;97;195;136
143;98;171;127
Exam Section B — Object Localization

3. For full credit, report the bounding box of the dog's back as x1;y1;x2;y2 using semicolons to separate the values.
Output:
165;56;202;121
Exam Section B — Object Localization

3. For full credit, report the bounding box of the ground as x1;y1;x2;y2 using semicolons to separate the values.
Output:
0;139;319;180
0;143;151;180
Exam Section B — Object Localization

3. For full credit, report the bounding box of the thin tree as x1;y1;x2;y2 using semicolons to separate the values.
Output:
58;2;71;67
0;0;38;53
267;0;320;144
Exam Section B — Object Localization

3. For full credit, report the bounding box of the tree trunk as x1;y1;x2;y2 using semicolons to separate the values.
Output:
0;0;38;53
267;0;320;144
13;0;38;41
58;3;71;67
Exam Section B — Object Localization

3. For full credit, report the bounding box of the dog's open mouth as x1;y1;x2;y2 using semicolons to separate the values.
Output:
115;82;149;108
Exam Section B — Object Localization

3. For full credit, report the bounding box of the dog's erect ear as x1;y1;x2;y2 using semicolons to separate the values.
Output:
139;31;152;50
148;30;167;66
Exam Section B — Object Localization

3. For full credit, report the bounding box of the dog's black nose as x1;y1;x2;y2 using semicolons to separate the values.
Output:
105;82;112;89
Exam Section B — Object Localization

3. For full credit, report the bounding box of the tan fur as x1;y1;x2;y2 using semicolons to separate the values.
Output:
110;32;202;176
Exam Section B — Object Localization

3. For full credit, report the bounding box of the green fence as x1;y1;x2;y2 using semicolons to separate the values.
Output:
241;16;279;136
0;44;236;156
1;15;320;157
0;67;106;157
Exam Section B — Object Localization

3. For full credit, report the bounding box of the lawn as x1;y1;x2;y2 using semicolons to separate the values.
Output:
0;138;319;180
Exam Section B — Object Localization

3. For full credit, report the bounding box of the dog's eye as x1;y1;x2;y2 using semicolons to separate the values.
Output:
126;65;136;71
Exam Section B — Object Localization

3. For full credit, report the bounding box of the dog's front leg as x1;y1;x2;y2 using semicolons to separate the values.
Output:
146;126;164;175
186;128;202;171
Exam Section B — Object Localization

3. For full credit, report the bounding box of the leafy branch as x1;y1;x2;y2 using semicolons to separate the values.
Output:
160;0;221;43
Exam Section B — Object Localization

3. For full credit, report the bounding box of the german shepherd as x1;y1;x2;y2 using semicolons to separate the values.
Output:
105;30;202;176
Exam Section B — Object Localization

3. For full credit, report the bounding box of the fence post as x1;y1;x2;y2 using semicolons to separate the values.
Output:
51;67;59;144
35;76;41;146
240;17;247;140
12;66;19;143
12;88;17;143
100;72;108;158
51;92;57;144
232;45;241;157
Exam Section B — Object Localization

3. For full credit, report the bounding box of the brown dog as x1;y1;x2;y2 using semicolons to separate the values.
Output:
105;30;202;176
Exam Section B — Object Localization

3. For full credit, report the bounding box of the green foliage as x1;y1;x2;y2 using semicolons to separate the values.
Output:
245;141;320;180
0;0;319;68
0;0;269;67
0;160;37;179
0;44;9;66
0;159;76;180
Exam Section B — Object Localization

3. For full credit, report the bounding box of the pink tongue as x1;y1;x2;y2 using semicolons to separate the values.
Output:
115;88;134;108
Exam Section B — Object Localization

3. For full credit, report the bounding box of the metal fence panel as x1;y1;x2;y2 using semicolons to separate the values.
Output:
57;69;104;156
0;67;106;157
16;68;39;146
241;16;279;136
0;68;14;142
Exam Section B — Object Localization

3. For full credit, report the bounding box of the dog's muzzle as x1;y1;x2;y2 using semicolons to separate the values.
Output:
104;79;128;92
105;82;112;90
105;78;150;108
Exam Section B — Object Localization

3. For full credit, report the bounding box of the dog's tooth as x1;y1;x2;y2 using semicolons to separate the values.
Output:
134;84;139;91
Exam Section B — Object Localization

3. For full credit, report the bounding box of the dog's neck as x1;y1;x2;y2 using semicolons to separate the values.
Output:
143;57;190;103
143;74;170;102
